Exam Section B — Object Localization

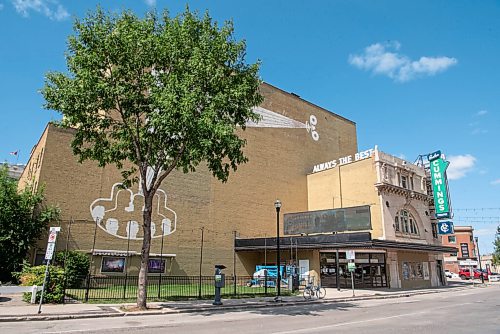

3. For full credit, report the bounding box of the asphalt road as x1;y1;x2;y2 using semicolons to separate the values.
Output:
3;285;500;334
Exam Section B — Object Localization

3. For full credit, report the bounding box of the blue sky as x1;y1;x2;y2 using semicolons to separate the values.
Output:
0;0;499;253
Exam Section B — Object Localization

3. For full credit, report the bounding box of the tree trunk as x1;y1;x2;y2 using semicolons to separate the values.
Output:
137;193;153;309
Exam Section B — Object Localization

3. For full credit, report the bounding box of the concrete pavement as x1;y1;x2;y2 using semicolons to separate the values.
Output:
0;281;492;322
2;284;499;334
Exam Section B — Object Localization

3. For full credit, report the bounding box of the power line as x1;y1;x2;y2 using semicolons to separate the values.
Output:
454;208;500;212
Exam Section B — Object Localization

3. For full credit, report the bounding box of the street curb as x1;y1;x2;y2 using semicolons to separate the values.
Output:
0;285;480;322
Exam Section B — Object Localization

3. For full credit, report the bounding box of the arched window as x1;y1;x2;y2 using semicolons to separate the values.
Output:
395;210;419;236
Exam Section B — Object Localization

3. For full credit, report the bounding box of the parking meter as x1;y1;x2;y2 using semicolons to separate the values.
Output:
213;264;226;306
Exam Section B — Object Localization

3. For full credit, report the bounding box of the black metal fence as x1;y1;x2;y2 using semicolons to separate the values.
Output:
65;274;284;302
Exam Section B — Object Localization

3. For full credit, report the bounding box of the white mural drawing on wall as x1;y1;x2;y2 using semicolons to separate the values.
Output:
246;106;319;141
90;167;177;240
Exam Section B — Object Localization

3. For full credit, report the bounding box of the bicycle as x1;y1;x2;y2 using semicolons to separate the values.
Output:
303;281;326;300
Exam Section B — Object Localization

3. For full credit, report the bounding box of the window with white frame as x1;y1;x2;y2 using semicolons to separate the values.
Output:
394;210;419;236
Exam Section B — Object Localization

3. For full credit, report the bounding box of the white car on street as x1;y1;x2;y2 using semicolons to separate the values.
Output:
445;270;459;279
488;273;500;282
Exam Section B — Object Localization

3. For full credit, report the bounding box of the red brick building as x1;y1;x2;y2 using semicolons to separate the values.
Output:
441;226;477;273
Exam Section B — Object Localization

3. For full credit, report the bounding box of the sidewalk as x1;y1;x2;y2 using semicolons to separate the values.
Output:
0;282;489;322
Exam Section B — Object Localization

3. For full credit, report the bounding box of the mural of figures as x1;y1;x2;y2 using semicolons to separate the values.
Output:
126;221;140;239
161;218;172;236
105;218;119;236
90;168;177;240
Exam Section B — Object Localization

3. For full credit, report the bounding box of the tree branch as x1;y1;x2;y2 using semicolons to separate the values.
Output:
152;143;186;193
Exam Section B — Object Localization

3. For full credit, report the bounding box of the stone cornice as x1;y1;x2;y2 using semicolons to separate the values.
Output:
375;182;431;203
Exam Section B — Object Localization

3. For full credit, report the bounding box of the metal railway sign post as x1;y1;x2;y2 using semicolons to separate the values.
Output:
38;227;61;314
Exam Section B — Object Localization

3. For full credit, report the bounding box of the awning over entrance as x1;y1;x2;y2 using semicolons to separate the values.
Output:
235;232;457;253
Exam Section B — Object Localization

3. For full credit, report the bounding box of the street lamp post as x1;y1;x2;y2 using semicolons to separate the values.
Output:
474;237;484;284
274;199;282;302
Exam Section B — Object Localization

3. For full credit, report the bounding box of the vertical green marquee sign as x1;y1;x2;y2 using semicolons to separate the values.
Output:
428;151;451;219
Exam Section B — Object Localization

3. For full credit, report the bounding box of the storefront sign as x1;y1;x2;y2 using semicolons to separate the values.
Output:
284;206;371;235
346;250;355;260
312;148;375;173
428;151;451;219
437;221;454;235
459;260;478;266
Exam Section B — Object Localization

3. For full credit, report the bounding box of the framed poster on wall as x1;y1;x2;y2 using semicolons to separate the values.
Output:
402;262;410;280
101;257;125;273
148;258;166;273
423;262;430;280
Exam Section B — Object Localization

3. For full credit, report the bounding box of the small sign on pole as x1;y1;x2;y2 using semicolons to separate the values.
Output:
348;261;356;297
38;227;61;314
346;250;356;260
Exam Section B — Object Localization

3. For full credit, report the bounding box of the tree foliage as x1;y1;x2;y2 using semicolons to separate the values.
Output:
54;251;90;288
493;225;500;266
19;264;66;303
41;7;262;308
0;166;60;282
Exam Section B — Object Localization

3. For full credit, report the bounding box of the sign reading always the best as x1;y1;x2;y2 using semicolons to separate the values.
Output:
428;151;451;219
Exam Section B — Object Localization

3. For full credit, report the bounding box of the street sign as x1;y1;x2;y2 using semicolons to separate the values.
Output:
44;242;56;260
459;260;478;266
38;226;61;314
346;250;355;260
437;221;454;235
347;262;356;272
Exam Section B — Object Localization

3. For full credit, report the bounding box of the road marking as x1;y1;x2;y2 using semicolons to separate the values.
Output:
271;302;473;334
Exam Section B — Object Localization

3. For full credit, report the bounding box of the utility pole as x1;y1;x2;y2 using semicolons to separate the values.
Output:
475;237;484;284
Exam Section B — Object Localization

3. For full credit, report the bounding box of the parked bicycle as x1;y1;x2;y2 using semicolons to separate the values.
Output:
303;281;326;300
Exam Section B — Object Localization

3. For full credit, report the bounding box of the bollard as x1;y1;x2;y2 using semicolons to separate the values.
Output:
31;285;38;304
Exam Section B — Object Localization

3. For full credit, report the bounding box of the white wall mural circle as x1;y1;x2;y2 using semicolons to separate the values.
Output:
305;114;320;141
90;168;177;240
246;106;320;142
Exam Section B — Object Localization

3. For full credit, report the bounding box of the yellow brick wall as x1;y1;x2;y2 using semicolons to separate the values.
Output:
307;156;383;238
22;83;358;276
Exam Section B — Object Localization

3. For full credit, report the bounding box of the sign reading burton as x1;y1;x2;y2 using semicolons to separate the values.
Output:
284;206;371;235
428;151;451;219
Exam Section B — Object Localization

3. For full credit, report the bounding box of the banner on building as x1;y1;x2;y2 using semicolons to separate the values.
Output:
284;205;371;235
437;221;454;235
428;151;452;219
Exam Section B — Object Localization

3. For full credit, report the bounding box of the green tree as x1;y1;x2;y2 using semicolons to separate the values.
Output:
0;166;60;282
41;7;262;309
493;225;500;266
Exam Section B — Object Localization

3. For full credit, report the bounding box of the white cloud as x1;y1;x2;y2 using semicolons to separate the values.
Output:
446;154;476;180
471;128;488;135
348;42;458;82
144;0;156;6
474;228;498;237
12;0;69;21
476;110;488;116
491;179;500;185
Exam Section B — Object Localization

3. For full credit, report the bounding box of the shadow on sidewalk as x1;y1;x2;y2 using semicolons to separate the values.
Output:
0;297;12;303
173;300;360;318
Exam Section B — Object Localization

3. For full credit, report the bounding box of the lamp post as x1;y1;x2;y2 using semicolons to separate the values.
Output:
474;237;484;284
274;199;282;302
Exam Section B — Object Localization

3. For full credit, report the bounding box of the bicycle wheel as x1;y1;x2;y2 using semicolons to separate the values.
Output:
317;287;326;299
303;288;312;300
